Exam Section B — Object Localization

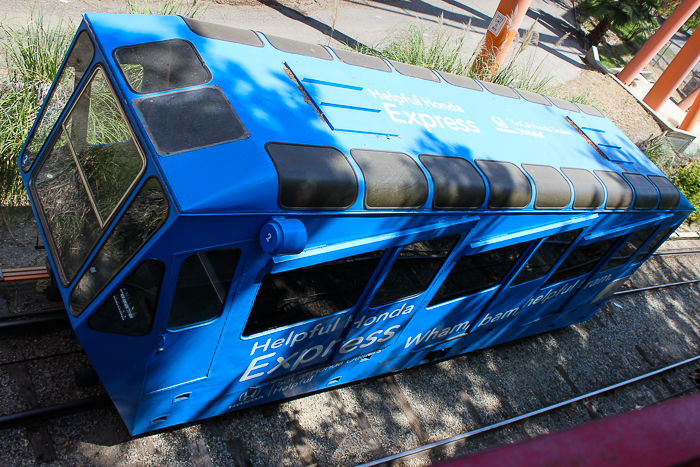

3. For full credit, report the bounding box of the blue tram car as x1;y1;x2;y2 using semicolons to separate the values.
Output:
17;13;693;435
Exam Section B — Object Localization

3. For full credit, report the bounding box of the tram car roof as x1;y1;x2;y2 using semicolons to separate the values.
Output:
64;13;690;216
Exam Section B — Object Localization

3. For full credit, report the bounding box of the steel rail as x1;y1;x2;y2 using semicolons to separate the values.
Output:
0;266;49;282
0;394;111;430
0;306;68;329
653;249;700;257
614;278;700;296
355;354;700;467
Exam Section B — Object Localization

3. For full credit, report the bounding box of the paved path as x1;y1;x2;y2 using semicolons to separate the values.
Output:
0;0;588;84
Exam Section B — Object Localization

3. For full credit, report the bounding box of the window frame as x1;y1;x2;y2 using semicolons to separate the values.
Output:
165;247;243;331
86;258;166;336
113;38;212;95
241;249;387;338
30;64;148;286
68;176;171;317
21;29;95;173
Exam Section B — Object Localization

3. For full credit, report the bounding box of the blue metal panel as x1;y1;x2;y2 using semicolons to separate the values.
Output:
16;13;695;436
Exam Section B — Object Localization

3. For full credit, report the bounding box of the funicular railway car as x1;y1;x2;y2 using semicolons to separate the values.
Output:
18;13;694;435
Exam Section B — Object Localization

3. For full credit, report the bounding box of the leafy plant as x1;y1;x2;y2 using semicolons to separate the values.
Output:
0;8;74;85
0;86;39;204
125;0;208;18
580;0;659;46
672;158;700;224
351;21;584;100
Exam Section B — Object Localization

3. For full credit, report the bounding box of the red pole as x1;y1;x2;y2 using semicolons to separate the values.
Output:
643;26;700;111
472;0;533;74
618;0;700;85
678;84;700;111
679;90;700;130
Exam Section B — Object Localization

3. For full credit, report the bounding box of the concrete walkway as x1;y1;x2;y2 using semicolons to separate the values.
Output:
0;0;588;85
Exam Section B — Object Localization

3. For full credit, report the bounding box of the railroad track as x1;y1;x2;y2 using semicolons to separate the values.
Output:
2;247;700;465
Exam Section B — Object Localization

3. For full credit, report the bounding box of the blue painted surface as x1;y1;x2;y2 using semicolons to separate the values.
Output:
17;14;695;435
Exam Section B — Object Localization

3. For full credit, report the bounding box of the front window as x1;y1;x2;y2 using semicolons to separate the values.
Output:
69;178;169;316
34;67;146;284
23;31;94;171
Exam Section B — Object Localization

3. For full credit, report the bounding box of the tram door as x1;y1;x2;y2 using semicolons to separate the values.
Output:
143;247;243;394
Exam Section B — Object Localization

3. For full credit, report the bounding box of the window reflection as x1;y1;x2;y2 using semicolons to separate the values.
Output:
23;31;94;171
69;178;169;316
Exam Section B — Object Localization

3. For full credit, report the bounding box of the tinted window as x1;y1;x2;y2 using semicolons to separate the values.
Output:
23;31;94;171
522;164;571;209
635;227;672;262
351;150;428;209
35;130;102;283
561;168;604;210
266;143;357;210
601;226;658;271
419;155;485;209
264;34;332;60
168;248;242;329
475;160;532;209
429;242;529;306
87;260;164;336
115;39;211;94
371;235;459;307
33;68;145;284
511;229;581;286
545;236;620;285
69;178;169;316
67;69;143;221
182;18;263;47
137;86;248;155
243;250;384;336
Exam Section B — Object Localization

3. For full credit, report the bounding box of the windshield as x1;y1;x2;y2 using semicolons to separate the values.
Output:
33;67;145;284
22;31;94;172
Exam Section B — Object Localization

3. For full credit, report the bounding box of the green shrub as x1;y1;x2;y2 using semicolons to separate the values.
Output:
125;0;208;18
0;8;74;85
351;22;587;100
0;86;38;204
672;159;700;224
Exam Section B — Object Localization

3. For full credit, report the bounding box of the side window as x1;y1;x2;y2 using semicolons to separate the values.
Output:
544;236;620;285
370;235;459;307
23;31;94;171
634;227;672;262
69;178;169;316
601;226;658;271
510;229;582;286
88;260;165;336
429;242;529;306
243;250;384;336
34;67;145;284
167;248;241;329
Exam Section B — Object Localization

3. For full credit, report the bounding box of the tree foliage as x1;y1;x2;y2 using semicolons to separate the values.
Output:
582;0;659;46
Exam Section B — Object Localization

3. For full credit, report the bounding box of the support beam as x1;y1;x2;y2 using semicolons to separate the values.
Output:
472;0;533;74
678;85;700;111
643;26;700;111
618;0;700;85
680;90;700;130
